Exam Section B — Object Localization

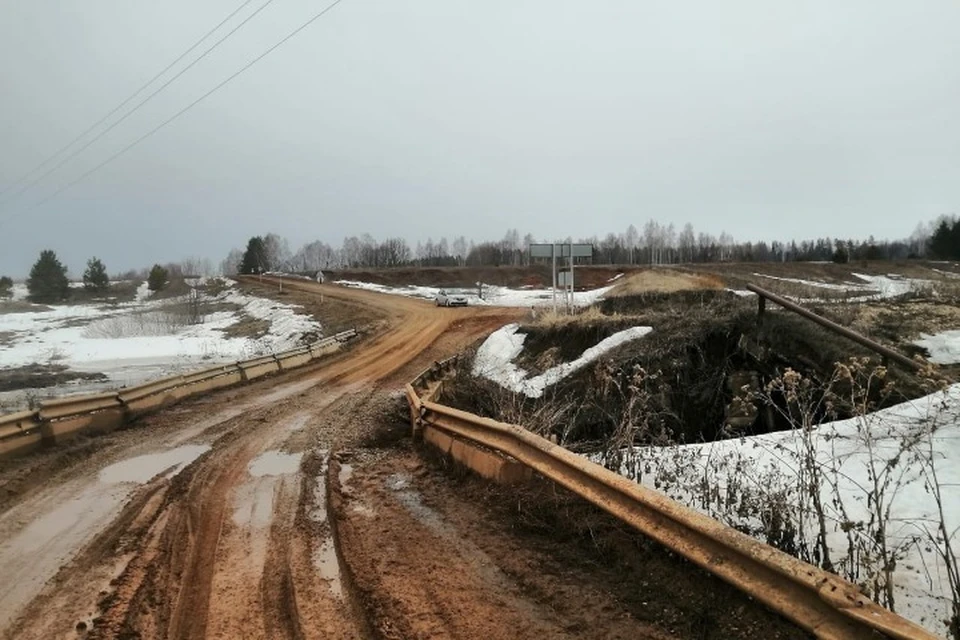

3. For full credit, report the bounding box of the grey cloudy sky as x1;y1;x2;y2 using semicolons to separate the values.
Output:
1;0;958;277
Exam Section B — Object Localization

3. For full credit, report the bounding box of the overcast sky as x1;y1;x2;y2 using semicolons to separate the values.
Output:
1;1;958;277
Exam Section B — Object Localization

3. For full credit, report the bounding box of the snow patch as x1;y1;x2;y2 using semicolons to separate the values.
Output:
134;281;150;302
609;386;960;634
0;278;322;411
914;330;960;365
335;280;613;308
473;324;652;398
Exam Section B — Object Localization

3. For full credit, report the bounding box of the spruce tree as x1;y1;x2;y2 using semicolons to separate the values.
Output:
239;236;268;274
0;276;12;299
147;264;169;291
27;250;70;303
928;219;955;259
82;257;110;294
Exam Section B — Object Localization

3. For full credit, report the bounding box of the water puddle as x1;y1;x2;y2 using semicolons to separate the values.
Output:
338;463;353;487
248;450;303;477
314;539;344;600
231;478;277;530
167;407;246;445
283;411;312;433
309;450;330;524
255;378;320;406
99;445;210;485
0;486;128;630
385;473;512;591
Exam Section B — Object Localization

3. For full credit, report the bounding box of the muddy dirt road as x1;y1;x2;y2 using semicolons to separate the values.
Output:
0;280;805;640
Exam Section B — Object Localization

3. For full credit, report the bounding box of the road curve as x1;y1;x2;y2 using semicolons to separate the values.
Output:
0;280;808;640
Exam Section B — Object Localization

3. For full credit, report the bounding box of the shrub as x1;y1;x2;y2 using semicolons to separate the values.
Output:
0;276;12;299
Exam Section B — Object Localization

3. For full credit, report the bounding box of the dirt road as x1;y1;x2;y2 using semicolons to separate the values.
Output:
0;280;805;639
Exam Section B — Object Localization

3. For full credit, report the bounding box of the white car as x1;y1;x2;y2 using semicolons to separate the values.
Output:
435;290;468;307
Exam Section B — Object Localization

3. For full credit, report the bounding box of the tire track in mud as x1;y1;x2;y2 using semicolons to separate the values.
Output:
1;284;527;639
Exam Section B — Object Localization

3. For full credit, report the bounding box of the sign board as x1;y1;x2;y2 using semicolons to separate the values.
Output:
558;271;573;286
529;243;593;258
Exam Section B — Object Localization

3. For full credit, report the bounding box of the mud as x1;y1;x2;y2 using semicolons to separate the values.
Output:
0;280;807;639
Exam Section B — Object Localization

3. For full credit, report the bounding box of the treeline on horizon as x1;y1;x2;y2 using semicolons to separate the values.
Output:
223;216;953;275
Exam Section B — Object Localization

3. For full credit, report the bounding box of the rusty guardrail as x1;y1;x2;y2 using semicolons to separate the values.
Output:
405;365;937;640
0;329;357;460
746;283;922;372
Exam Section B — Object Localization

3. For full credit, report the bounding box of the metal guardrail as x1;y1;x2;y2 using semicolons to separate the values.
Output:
746;283;922;372
405;367;936;640
0;329;357;457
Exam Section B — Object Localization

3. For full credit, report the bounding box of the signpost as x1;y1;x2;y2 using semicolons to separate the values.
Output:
529;243;593;312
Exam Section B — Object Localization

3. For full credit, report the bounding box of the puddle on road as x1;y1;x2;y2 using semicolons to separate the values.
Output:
383;471;512;590
386;473;445;531
255;378;321;406
0;446;209;630
385;473;410;492
248;450;303;477
309;451;330;524
283;411;312;433
232;477;278;530
338;463;353;487
304;450;343;599
0;486;128;631
99;445;211;485
314;539;344;600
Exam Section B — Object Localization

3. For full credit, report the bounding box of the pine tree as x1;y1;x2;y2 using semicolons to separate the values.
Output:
832;240;849;264
0;276;12;299
147;264;169;291
82;257;110;294
27;250;70;303
239;236;268;274
928;219;955;259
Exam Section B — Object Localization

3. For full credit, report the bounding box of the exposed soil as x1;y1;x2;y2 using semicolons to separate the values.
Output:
218;311;271;339
235;277;387;335
446;286;945;446
335;442;808;640
0;364;108;393
0;278;811;640
321;265;638;290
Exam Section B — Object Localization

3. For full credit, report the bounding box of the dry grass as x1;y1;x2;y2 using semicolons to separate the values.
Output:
219;312;271;339
0;300;54;314
532;306;622;329
608;269;724;297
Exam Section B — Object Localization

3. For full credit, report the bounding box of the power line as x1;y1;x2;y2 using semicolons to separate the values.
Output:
0;0;257;200
0;0;278;207
4;0;347;225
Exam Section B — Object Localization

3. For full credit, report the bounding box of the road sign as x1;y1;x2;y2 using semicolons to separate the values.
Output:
558;271;573;286
529;243;593;258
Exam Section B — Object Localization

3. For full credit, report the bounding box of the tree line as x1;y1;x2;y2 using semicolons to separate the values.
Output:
225;217;942;275
0;250;178;304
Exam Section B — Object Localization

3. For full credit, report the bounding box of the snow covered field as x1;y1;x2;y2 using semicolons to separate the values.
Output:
754;272;935;302
472;323;652;398
607;388;960;636
0;279;320;411
335;280;614;307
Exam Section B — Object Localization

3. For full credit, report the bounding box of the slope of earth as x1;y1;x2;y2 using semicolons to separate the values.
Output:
319;265;636;290
0;277;806;640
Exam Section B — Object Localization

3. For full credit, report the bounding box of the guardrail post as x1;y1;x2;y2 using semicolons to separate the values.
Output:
757;296;766;324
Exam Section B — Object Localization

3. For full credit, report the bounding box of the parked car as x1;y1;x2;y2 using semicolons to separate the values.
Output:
435;289;468;307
